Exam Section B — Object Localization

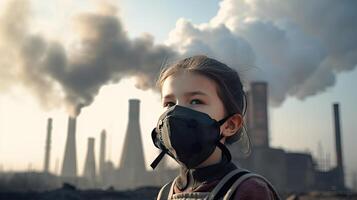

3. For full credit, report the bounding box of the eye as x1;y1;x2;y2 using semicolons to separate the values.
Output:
163;101;175;108
190;99;203;105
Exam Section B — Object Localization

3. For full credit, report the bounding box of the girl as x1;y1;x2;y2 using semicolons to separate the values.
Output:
150;55;281;200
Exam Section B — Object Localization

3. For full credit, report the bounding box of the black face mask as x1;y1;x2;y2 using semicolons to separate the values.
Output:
150;105;233;169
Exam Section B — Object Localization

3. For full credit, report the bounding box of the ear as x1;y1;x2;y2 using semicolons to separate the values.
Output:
221;113;243;137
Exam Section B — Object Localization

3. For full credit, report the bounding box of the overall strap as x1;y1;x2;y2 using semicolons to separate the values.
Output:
222;173;282;200
157;181;173;200
207;168;249;200
157;176;180;200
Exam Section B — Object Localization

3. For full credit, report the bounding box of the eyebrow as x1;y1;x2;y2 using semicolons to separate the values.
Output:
163;91;208;99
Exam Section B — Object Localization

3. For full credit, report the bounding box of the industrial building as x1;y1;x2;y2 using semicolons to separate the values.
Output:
58;99;176;190
0;81;349;199
54;82;347;192
230;82;346;193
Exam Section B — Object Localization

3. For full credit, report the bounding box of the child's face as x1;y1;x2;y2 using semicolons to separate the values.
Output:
161;71;226;124
160;71;242;167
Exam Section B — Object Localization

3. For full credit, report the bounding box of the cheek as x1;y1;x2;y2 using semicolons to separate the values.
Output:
191;107;208;114
192;107;217;120
193;101;225;120
210;104;226;121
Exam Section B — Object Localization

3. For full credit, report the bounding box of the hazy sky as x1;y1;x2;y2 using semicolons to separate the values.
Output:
0;0;356;187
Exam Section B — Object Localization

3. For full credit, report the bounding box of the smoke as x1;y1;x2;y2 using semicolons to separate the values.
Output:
1;0;356;112
168;0;357;106
166;19;255;73
0;0;176;116
0;0;29;92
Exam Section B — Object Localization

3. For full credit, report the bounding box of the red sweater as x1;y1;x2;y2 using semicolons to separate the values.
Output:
172;156;277;199
173;176;276;199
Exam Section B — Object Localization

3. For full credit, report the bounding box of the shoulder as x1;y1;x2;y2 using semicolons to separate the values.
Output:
232;177;276;200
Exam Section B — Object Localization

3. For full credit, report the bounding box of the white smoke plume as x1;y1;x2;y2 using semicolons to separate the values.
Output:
168;0;357;106
1;0;356;112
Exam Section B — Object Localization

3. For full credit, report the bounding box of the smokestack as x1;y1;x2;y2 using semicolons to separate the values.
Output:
353;172;357;192
245;91;252;130
61;116;78;177
43;118;52;173
83;137;96;183
248;82;269;147
99;129;106;181
333;103;345;189
119;99;146;186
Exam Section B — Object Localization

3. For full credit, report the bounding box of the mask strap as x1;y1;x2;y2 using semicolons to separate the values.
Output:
151;128;168;169
216;141;232;162
217;113;235;126
216;113;236;161
150;150;167;169
216;134;232;162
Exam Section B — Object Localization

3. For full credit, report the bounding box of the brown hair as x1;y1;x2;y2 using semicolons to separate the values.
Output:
156;55;248;144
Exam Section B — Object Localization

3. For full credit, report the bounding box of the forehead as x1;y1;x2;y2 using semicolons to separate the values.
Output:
161;71;219;98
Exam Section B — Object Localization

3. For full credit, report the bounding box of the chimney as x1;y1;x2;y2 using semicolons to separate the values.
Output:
118;99;146;187
245;90;252;130
83;137;96;183
43;118;52;173
99;129;106;181
248;82;269;147
61;116;78;177
353;172;357;192
333;103;345;189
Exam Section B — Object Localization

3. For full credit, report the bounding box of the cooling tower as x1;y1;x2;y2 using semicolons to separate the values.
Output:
61;116;78;177
333;103;345;189
118;99;146;187
247;82;269;147
43;118;52;173
83;137;96;182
